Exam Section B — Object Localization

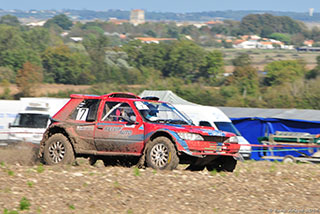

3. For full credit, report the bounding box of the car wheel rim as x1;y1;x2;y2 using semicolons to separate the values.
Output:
48;141;65;163
150;143;169;168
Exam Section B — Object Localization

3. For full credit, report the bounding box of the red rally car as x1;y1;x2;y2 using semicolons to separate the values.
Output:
38;92;240;171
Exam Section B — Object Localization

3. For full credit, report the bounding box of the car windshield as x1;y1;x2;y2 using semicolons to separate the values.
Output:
134;101;192;125
214;122;241;136
11;113;49;128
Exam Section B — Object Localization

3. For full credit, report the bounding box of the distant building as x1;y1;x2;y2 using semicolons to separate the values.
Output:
130;9;145;26
304;40;314;47
109;18;129;25
135;37;177;44
70;37;83;42
309;8;314;17
26;20;46;27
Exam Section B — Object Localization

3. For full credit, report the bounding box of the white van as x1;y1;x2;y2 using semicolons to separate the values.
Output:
174;104;252;159
8;98;69;144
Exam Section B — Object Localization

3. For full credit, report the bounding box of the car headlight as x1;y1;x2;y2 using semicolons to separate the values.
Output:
177;132;204;141
224;136;238;144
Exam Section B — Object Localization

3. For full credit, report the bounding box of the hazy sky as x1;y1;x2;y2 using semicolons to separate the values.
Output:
1;0;319;13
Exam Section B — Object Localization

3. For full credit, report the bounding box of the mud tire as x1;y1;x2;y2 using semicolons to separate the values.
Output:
146;137;179;170
43;134;75;165
283;155;296;164
185;164;205;171
88;156;97;166
206;156;237;172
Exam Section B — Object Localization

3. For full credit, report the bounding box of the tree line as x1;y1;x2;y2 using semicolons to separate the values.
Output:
0;14;319;109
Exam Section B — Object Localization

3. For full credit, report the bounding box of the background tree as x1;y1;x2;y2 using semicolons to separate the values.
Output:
0;25;42;71
199;50;224;84
231;53;251;67
306;55;320;79
16;62;43;97
22;27;51;52
0;67;16;83
0;79;11;99
41;45;94;84
269;33;291;44
222;53;260;106
164;40;205;80
263;60;306;86
240;14;305;36
0;15;20;26
82;34;110;81
0;25;25;51
44;14;73;30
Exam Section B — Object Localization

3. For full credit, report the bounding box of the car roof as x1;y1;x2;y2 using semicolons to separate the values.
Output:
70;92;139;99
69;92;166;103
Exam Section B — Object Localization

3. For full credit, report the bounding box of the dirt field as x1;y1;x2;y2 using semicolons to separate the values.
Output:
0;144;319;214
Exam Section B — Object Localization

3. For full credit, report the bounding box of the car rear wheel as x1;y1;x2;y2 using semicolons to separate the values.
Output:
206;156;237;172
146;137;179;170
43;134;75;165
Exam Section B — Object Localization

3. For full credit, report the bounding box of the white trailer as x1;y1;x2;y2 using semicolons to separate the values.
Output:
0;100;21;144
8;97;69;144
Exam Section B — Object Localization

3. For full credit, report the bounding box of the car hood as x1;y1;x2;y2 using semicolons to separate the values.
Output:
149;123;235;137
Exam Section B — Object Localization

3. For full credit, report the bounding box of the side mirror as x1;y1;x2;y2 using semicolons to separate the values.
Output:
8;123;11;128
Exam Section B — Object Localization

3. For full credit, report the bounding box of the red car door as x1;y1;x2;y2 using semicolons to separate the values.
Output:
67;99;100;149
94;101;145;154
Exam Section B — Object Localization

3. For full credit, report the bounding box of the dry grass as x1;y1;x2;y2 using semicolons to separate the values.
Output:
0;83;92;96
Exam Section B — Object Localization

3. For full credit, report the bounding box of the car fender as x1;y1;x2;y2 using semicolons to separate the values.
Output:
146;128;191;155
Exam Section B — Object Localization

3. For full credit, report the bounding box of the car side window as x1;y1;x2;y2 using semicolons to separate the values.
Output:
69;99;100;122
101;101;135;122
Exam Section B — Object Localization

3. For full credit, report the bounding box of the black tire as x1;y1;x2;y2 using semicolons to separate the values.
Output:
283;155;296;164
146;137;179;170
102;157;118;167
185;164;205;171
43;133;75;165
206;156;237;172
88;156;97;166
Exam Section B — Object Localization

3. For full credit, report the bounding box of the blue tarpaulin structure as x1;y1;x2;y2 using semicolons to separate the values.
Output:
230;117;320;160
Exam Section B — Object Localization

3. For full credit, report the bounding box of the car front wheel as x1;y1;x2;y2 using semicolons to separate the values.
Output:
146;137;179;170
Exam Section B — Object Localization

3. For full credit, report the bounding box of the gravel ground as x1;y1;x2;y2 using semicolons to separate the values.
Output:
0;145;319;214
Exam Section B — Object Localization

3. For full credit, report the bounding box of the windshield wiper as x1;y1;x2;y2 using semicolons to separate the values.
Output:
154;119;170;124
169;120;189;125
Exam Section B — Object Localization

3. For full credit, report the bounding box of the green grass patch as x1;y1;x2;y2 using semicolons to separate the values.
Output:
7;170;14;176
209;169;218;176
36;164;44;173
113;181;121;189
3;209;19;214
27;181;34;188
133;167;140;176
219;172;227;177
19;197;31;211
269;164;277;173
